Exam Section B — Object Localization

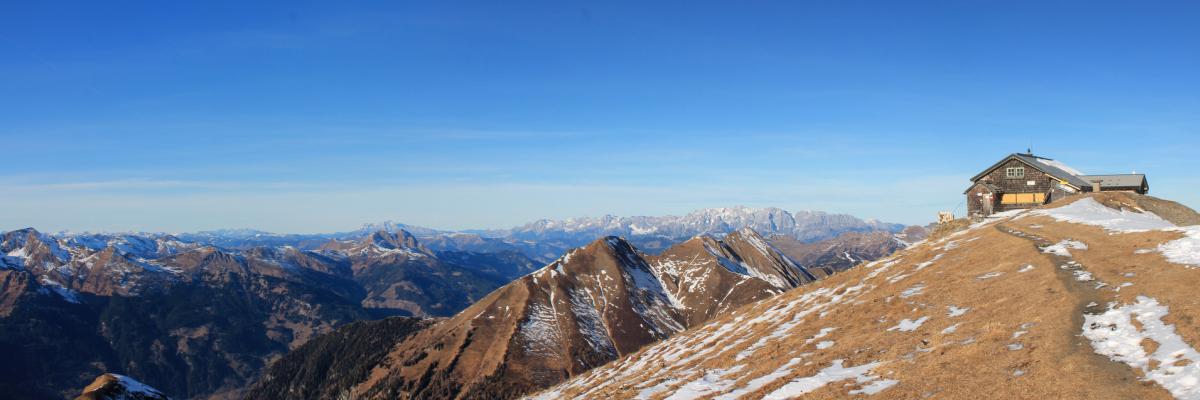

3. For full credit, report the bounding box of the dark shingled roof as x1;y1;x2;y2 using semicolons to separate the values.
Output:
971;153;1091;189
963;182;1002;194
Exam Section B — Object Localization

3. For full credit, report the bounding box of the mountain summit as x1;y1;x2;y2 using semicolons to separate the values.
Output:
531;192;1200;399
250;229;821;399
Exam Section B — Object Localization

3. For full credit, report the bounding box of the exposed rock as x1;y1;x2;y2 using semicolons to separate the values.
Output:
76;374;169;400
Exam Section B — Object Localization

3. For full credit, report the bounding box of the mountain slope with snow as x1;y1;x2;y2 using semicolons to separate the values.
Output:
768;230;914;276
530;193;1200;400
250;229;821;400
0;228;510;399
320;230;508;316
1;210;904;399
650;229;820;328
71;207;905;265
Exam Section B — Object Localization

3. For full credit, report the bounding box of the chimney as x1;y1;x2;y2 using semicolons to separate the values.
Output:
1091;180;1102;192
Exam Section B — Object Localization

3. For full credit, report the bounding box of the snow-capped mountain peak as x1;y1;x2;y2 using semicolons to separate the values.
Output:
507;206;903;245
317;228;823;398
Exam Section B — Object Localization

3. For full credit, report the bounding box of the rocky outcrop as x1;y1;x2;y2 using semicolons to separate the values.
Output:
76;374;169;400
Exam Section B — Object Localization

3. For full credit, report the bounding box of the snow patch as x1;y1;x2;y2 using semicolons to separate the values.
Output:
97;374;166;398
1033;197;1175;233
1042;239;1088;257
1082;296;1200;399
567;289;618;357
517;300;564;357
635;378;680;400
885;272;911;284
0;254;23;269
899;284;925;298
662;365;745;400
701;241;789;289
804;327;837;345
6;247;28;259
762;359;897;399
714;358;805;400
887;316;930;332
37;276;80;304
947;305;970;317
969;209;1028;230
1160;226;1200;268
629;224;659;235
976;271;1004;280
1039;158;1085;176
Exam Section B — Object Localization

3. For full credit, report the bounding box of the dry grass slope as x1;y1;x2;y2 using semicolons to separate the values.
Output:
530;193;1200;400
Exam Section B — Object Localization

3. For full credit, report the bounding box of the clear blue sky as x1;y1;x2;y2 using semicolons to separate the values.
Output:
2;1;1198;233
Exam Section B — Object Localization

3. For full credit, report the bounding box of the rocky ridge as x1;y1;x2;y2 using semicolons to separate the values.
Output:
251;229;823;399
530;193;1200;399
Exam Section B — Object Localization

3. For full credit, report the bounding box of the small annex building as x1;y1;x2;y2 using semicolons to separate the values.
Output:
965;152;1149;217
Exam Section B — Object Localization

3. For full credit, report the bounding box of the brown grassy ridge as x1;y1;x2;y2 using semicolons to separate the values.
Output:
529;193;1200;399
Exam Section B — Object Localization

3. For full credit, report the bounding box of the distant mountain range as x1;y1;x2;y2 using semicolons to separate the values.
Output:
505;206;903;243
0;228;514;399
0;206;914;399
74;206;906;263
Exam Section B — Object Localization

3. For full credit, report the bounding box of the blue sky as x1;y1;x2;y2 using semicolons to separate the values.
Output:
2;1;1198;233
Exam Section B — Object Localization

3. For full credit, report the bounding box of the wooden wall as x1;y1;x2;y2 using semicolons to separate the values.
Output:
967;158;1080;217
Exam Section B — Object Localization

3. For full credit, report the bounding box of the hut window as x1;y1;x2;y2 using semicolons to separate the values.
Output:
1006;167;1025;178
1000;193;1045;204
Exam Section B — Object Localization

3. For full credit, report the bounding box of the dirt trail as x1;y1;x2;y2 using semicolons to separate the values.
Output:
995;222;1148;388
